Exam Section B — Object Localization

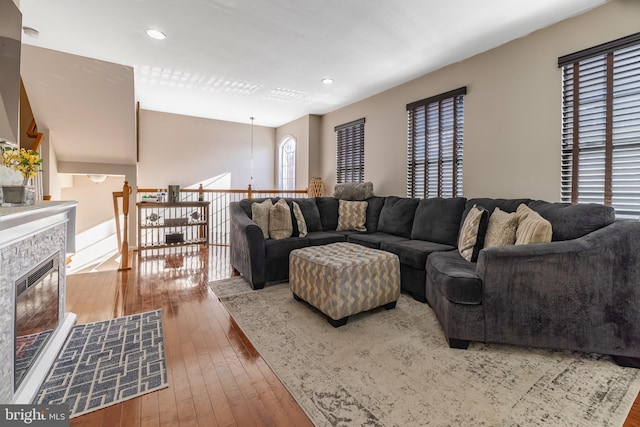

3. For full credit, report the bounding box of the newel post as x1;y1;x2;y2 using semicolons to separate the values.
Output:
118;181;132;271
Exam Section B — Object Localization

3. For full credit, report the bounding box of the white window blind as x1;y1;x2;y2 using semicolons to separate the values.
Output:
335;118;365;184
559;32;640;218
407;87;465;198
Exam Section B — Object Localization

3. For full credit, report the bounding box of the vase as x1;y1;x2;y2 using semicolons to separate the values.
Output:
1;184;35;207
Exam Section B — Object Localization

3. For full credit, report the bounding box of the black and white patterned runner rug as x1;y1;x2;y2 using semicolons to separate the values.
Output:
34;310;168;418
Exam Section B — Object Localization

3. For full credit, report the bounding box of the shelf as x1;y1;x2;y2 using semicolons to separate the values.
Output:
140;221;207;229
137;201;209;251
138;238;208;250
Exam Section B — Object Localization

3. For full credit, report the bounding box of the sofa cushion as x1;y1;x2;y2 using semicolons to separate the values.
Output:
264;237;309;259
292;202;308;237
427;251;482;305
333;182;374;200
515;204;552;245
381;240;455;270
305;231;348;246
458;204;489;262
411;197;466;246
269;199;293;240
527;200;615;241
292;198;322;232
251;199;272;239
463;198;531;219
315;197;339;231
337;200;368;231
484;207;517;248
364;196;386;233
347;232;408;249
377;196;419;238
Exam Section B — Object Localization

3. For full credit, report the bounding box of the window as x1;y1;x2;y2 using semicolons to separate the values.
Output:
278;136;296;190
335;118;365;183
406;87;466;198
559;32;640;218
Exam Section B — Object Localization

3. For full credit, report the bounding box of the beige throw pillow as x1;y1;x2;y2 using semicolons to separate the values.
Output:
515;204;552;245
484;207;518;248
458;205;489;262
292;201;308;237
251;199;272;239
269;199;293;240
337;200;368;231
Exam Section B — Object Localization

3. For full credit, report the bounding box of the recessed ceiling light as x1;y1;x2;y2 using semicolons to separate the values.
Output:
145;28;167;40
321;78;334;85
23;26;39;38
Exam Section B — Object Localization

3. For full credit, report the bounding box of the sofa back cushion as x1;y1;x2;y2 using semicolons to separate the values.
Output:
316;197;340;231
527;200;615;241
463;198;532;218
377;196;419;238
289;198;322;232
364;196;386;233
411;197;466;246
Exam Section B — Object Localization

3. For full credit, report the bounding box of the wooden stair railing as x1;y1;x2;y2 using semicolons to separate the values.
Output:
26;119;43;151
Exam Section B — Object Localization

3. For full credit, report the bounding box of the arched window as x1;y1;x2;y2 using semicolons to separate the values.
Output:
279;136;296;190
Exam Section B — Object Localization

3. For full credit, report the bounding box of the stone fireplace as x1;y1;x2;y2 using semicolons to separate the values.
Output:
0;201;77;403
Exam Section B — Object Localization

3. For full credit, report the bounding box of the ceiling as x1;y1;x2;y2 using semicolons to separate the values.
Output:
19;0;606;128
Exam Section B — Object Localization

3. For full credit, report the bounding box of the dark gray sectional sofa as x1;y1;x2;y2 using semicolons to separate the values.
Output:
229;195;640;364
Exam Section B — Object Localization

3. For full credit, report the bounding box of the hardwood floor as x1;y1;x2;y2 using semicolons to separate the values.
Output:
66;245;312;427
66;245;640;427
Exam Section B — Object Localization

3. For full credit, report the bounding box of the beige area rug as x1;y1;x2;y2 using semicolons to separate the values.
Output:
209;277;640;426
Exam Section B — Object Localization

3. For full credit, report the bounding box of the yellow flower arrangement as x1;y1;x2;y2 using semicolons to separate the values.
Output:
2;147;43;184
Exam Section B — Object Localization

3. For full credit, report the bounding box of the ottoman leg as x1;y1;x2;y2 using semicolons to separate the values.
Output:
328;316;348;328
293;293;304;302
384;301;397;310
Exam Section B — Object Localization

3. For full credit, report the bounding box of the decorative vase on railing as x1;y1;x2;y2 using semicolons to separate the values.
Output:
1;148;42;207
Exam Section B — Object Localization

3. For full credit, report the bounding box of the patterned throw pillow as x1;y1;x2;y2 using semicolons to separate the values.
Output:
292;201;308;237
483;207;518;248
458;204;489;262
336;200;368;232
515;204;552;245
269;198;293;240
251;199;272;239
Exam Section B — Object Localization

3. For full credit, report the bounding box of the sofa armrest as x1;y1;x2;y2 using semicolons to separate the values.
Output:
476;220;640;357
230;202;266;289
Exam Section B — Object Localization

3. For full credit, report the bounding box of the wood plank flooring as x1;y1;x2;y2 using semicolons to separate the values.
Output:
65;245;640;427
66;246;312;427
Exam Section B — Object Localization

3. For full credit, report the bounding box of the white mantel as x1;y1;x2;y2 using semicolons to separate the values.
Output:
0;201;78;403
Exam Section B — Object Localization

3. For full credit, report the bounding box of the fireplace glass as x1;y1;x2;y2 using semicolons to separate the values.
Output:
14;253;60;390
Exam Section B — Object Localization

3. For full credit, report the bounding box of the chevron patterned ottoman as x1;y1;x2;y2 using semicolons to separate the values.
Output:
289;242;400;327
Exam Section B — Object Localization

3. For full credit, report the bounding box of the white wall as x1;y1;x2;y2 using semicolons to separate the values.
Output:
318;0;640;200
60;175;125;234
138;110;275;190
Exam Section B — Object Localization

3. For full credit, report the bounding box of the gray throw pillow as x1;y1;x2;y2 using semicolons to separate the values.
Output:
333;182;374;201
